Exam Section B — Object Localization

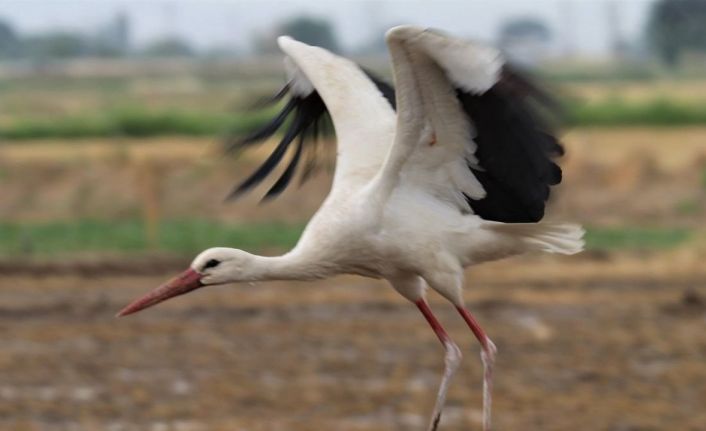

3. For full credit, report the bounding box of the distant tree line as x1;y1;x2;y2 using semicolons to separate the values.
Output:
3;3;705;66
0;13;194;60
252;16;339;54
647;0;706;67
0;13;342;61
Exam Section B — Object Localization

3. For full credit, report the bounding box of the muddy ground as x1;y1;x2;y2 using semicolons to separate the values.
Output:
2;255;705;431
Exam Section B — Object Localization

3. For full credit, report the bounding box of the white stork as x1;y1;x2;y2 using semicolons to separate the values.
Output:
118;26;584;431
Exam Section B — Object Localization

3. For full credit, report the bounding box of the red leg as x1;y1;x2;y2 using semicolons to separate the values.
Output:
415;299;463;431
457;306;497;431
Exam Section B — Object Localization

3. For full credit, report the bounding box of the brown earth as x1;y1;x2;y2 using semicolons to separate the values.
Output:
1;254;705;431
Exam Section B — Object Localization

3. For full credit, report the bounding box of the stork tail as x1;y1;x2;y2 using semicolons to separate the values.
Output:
489;222;585;255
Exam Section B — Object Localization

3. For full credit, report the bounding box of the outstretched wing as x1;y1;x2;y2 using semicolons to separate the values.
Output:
379;26;563;223
227;37;397;201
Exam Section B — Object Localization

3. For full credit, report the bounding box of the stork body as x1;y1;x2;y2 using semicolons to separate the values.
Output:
119;26;584;431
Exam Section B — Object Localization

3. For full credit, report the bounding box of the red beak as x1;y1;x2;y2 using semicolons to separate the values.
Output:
116;268;203;317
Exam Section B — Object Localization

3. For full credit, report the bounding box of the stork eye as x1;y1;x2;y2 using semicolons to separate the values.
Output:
203;259;221;270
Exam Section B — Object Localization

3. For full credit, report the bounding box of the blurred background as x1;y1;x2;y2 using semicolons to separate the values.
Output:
1;0;705;430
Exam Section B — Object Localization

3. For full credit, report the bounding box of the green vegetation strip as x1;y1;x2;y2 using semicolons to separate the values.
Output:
567;99;706;126
0;220;693;258
0;219;304;257
0;108;275;140
584;226;692;251
2;99;706;140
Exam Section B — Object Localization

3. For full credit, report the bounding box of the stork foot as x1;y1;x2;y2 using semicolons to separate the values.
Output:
425;341;462;431
455;305;496;431
413;299;463;431
480;337;497;431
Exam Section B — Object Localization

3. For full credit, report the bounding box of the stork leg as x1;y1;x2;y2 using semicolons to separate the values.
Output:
456;305;497;431
415;299;463;431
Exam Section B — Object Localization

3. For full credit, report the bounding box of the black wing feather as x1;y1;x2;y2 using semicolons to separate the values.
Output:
263;136;304;200
456;65;564;223
227;94;322;199
228;97;298;152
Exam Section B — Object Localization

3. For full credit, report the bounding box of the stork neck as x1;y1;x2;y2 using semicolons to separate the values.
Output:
247;250;333;282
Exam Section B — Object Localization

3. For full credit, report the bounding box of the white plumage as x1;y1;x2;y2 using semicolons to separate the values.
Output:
118;25;584;431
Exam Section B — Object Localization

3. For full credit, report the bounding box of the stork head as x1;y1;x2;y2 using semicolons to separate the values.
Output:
116;247;253;317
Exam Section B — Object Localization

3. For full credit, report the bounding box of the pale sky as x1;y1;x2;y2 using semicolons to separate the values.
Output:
0;0;655;56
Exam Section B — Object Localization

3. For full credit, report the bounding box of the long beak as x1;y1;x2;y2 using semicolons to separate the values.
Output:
116;268;203;317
